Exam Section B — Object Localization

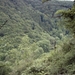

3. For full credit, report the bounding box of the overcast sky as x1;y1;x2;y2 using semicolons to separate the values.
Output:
60;0;74;1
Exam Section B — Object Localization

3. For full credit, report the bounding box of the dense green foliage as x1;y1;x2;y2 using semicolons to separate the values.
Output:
0;0;75;75
56;5;75;32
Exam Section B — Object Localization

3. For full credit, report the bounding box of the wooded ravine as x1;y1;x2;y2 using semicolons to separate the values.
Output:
0;0;75;75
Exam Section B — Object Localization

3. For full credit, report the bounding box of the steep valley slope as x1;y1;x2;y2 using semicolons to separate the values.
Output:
0;0;74;75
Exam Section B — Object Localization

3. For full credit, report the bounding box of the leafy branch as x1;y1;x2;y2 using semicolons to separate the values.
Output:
0;20;8;29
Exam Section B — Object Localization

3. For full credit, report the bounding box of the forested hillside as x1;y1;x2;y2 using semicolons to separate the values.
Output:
0;0;75;75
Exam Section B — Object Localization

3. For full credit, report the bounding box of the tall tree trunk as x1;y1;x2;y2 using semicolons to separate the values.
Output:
74;0;75;6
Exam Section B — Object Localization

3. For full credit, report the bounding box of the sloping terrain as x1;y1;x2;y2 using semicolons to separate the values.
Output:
0;0;75;75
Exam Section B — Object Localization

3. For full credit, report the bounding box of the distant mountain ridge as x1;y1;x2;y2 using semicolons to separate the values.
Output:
24;0;73;16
